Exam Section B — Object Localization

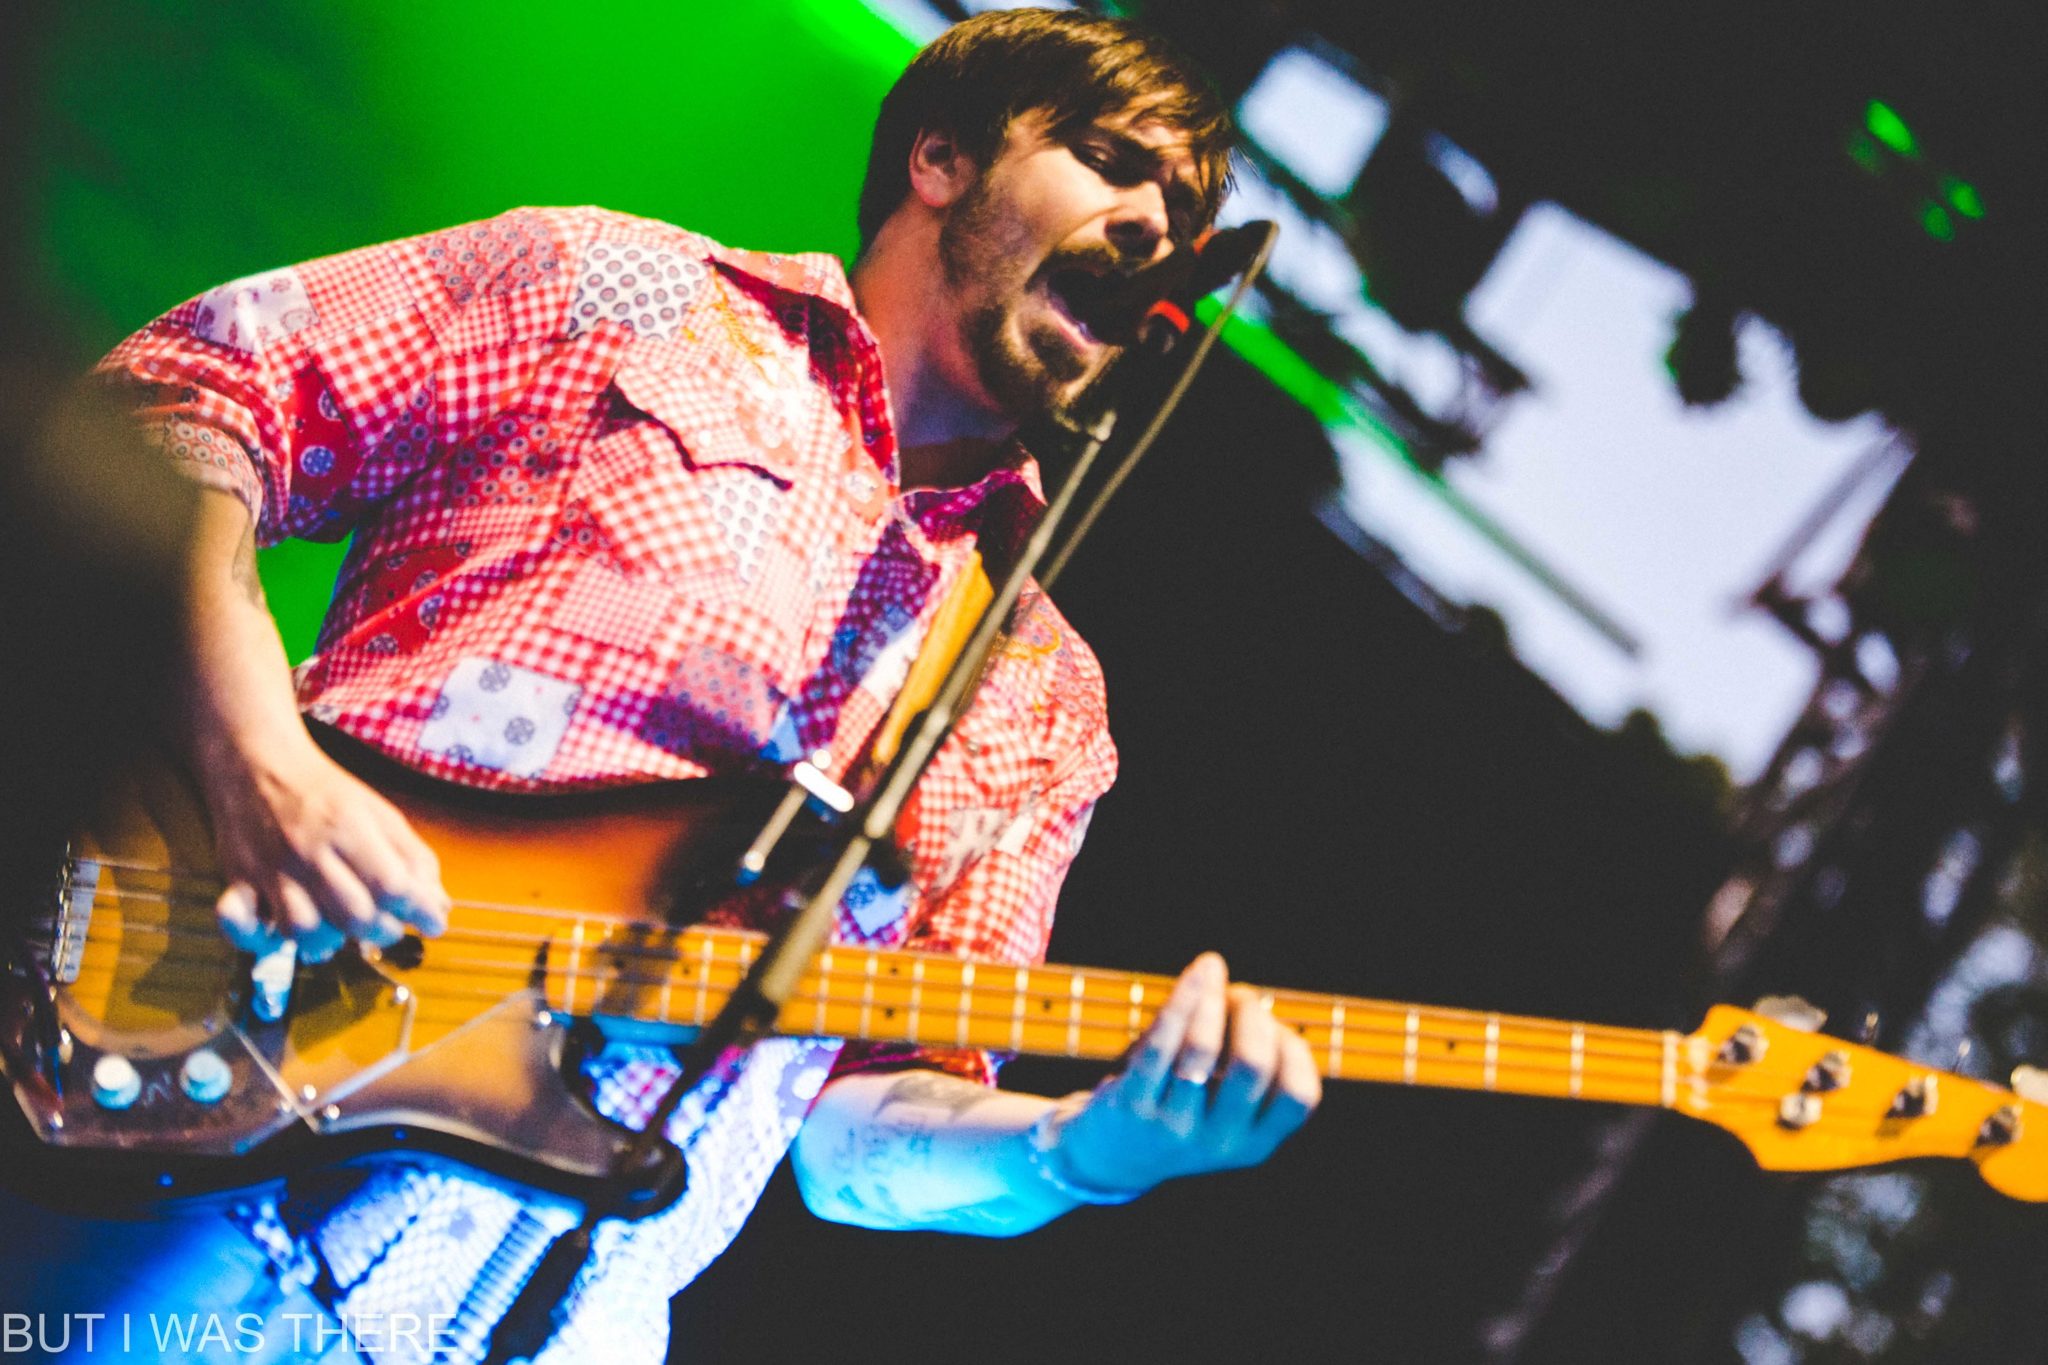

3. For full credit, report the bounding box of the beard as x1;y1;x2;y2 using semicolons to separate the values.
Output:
937;177;1100;422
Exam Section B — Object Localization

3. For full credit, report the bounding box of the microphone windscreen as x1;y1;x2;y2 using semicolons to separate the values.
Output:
1076;223;1271;345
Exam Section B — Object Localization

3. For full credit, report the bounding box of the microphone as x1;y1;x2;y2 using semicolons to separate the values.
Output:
1075;223;1271;348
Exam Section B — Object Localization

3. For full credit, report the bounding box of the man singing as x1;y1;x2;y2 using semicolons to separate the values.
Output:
85;9;1319;1360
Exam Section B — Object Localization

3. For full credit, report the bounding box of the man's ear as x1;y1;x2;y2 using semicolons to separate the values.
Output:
907;128;978;210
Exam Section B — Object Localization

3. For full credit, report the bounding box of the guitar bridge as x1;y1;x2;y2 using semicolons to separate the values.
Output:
51;851;97;985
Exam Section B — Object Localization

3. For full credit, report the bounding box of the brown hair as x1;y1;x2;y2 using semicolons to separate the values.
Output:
857;8;1234;250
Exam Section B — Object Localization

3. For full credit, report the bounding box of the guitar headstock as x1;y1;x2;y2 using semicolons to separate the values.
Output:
1684;1000;2048;1201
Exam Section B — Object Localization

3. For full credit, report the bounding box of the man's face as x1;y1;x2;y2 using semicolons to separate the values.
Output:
932;109;1206;421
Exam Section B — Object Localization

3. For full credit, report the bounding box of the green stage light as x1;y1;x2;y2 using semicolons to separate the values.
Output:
1865;100;1918;158
1844;130;1884;174
1919;201;1955;241
1941;175;1985;220
37;0;917;662
1198;301;1348;427
1194;298;1414;466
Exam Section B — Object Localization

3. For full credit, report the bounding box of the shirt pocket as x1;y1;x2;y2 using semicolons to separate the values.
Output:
620;341;807;560
551;340;830;689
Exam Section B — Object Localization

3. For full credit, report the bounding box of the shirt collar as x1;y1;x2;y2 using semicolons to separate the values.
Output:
900;454;1047;564
705;240;1051;561
704;241;861;317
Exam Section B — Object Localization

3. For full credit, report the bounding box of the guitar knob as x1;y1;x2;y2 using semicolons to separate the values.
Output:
1888;1074;1939;1119
91;1054;142;1110
1979;1104;2023;1148
179;1049;232;1105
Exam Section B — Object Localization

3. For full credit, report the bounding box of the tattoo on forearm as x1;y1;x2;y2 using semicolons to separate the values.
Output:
829;1125;859;1176
859;1117;937;1178
817;1072;1020;1231
836;1175;909;1227
230;524;264;605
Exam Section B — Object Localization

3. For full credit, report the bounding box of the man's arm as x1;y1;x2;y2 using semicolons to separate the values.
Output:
792;952;1321;1234
103;218;581;954
179;488;447;957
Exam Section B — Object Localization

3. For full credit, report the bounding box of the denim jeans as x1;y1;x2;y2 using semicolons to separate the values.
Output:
0;1187;360;1365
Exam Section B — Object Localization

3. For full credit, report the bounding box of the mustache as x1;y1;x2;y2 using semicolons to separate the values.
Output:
1038;241;1141;282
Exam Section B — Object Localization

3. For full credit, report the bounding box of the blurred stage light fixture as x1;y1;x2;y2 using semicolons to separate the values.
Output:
1343;112;1519;339
1794;342;1880;424
1666;295;1743;408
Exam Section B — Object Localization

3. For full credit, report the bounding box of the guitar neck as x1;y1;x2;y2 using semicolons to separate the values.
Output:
545;924;1686;1110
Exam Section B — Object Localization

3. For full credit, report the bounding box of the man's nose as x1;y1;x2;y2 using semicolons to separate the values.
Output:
1104;184;1173;267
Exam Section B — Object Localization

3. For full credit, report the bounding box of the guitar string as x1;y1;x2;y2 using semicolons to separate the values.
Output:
69;861;1679;1044
66;920;1660;1057
59;941;1679;1080
62;939;1969;1120
53;930;1903;1104
38;974;1974;1140
35;855;2020;1159
60;915;1692;1069
60;873;1675;1051
52;928;2001;1128
56;872;1990;1114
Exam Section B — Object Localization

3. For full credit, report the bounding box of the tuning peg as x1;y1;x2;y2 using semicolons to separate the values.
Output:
1777;1092;1824;1130
1954;1039;1973;1072
2012;1066;2048;1105
1888;1074;1938;1119
1859;1011;1881;1044
1978;1105;2023;1148
1753;995;1827;1032
1718;1024;1768;1065
1803;1050;1851;1093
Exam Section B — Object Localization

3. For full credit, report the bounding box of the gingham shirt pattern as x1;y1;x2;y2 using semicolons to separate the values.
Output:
100;208;1118;1363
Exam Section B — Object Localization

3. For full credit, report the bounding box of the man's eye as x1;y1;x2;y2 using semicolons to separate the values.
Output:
1081;145;1143;184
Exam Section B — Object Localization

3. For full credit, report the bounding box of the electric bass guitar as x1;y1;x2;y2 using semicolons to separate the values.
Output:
6;746;2045;1215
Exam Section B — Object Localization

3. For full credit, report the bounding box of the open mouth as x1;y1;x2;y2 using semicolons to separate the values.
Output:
1042;266;1114;347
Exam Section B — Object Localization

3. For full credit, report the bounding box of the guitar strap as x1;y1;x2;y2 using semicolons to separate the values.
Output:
861;548;996;771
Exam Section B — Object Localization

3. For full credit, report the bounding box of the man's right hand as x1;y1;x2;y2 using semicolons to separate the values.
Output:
178;488;448;962
202;739;449;962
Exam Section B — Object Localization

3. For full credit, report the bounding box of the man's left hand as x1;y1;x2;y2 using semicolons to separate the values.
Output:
1046;951;1322;1197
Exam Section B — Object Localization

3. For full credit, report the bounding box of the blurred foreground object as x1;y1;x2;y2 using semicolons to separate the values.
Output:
0;0;197;895
0;375;198;893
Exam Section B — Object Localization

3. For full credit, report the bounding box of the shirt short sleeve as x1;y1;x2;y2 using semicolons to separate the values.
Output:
96;208;594;545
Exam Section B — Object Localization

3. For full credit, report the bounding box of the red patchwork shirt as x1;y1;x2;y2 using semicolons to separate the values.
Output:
100;206;1120;1084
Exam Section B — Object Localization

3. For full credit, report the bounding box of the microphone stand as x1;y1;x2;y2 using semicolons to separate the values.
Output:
483;221;1277;1365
